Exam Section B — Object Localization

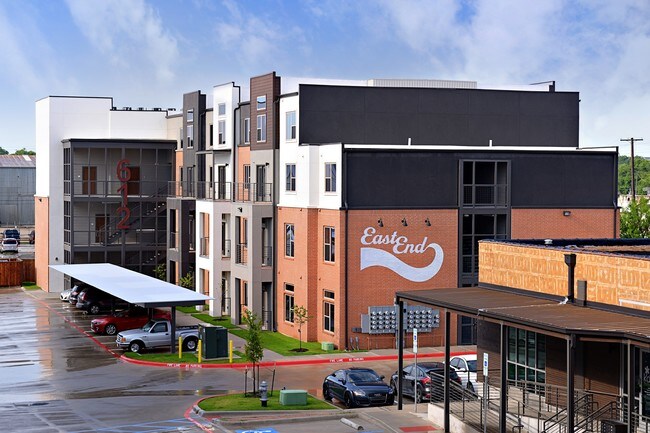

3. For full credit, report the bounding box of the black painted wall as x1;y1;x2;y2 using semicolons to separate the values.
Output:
344;150;616;209
300;85;579;147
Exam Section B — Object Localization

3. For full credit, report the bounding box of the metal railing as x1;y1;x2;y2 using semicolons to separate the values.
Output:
262;246;273;266
199;236;209;256
196;181;232;201
167;180;196;198
235;243;247;264
222;239;231;258
234;182;272;203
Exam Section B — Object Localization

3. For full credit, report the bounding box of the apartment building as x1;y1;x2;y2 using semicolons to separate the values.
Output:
34;75;618;353
35;97;175;292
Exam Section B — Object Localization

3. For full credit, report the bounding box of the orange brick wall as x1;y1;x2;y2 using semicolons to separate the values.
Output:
511;208;618;239
480;241;650;311
347;209;459;350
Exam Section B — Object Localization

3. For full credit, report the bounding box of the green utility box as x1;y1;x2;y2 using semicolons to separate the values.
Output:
279;389;308;406
198;324;228;359
321;342;334;351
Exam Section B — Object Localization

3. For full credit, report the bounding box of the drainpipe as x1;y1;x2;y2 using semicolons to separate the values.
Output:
343;144;349;351
564;253;576;302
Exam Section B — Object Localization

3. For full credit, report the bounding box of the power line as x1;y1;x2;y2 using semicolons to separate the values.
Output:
621;137;644;201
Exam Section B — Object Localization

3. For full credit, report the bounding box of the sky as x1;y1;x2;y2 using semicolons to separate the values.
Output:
0;0;649;155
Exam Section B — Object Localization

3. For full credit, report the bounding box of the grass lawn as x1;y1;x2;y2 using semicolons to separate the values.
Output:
229;328;343;356
22;282;41;290
198;392;336;411
123;349;247;364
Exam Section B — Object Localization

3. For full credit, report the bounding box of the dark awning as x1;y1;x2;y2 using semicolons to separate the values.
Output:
50;263;211;308
397;286;650;344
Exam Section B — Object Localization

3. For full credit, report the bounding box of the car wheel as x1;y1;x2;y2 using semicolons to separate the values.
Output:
391;381;398;398
323;384;332;401
129;341;143;353
344;392;356;409
89;304;100;315
415;384;425;403
105;324;117;336
184;338;197;351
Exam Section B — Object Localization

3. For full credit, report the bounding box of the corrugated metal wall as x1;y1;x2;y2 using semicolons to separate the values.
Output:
0;167;35;226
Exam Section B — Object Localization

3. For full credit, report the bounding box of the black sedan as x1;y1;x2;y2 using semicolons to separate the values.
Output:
323;367;394;408
390;362;462;402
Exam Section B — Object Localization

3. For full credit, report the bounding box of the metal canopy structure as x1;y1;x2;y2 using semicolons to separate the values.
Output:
395;285;650;433
50;263;212;354
50;263;210;308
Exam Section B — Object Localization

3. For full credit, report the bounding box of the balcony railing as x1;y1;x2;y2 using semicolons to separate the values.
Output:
235;243;248;264
66;180;170;197
196;181;232;201
262;246;273;266
234;182;272;203
199;236;209;256
168;181;196;198
463;184;508;207
222;239;231;258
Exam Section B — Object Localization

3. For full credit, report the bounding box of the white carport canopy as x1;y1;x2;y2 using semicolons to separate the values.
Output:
50;263;211;308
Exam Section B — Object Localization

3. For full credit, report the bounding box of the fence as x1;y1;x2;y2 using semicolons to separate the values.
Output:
0;258;35;286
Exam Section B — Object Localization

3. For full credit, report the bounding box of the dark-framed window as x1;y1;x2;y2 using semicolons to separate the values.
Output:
284;284;294;323
285;224;294;257
286;164;296;192
257;114;266;142
244;118;250;144
324;290;335;332
286;111;296;140
325;162;336;192
324;226;335;262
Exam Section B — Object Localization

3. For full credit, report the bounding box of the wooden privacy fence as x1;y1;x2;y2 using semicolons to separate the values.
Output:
0;258;36;286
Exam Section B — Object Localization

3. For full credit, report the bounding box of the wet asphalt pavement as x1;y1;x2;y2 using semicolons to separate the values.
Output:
0;288;426;433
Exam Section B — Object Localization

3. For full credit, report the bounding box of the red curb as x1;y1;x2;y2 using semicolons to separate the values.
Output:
120;350;476;369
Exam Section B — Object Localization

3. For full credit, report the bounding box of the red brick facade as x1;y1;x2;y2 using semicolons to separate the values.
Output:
511;208;618;239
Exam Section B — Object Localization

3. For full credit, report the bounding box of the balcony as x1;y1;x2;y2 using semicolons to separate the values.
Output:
196;181;232;201
222;239;231;258
262;246;273;267
199;236;209;257
235;243;248;264
167;181;196;198
234;182;272;203
65;180;169;198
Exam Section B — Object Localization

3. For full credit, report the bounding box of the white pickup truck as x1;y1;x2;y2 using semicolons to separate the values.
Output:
116;319;199;353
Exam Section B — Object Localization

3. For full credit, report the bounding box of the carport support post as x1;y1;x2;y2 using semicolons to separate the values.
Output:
444;309;450;433
170;306;176;354
567;334;576;433
397;298;404;411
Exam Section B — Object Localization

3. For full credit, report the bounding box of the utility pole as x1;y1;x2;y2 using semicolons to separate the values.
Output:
621;138;644;201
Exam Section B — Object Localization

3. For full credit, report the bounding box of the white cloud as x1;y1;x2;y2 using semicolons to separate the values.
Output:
65;0;179;83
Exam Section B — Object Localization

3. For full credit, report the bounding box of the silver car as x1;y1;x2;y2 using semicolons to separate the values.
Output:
1;238;18;253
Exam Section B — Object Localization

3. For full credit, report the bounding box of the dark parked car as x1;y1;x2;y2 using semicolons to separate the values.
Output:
3;229;20;244
75;286;128;314
68;284;86;305
390;362;462;402
323;367;394;408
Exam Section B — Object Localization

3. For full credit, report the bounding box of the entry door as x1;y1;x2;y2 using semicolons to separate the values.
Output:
127;166;140;195
82;166;97;195
95;215;107;243
256;165;266;201
217;165;226;199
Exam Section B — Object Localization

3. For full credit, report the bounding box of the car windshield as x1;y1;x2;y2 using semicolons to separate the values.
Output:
348;371;380;383
466;360;477;372
142;320;156;331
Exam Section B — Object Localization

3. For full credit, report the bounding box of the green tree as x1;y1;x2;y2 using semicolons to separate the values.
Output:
0;147;8;155
153;263;166;281
178;270;194;289
242;310;264;395
621;197;650;238
619;156;650;195
14;148;35;155
292;305;312;352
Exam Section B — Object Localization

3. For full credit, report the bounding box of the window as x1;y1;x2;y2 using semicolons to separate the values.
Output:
243;164;251;190
187;124;194;148
285;224;294;257
325;163;336;192
187;109;194;122
284;284;294;322
286;111;296;140
324;290;334;333
257;95;266;110
218;103;226;116
507;328;546;385
244;118;250;144
179;127;183;148
218;120;226;145
257;114;266;142
285;164;296;192
324;226;335;262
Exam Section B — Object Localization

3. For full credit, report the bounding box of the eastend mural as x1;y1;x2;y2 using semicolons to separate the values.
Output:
359;226;444;282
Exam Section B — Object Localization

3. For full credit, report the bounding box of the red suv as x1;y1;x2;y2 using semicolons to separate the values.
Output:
90;307;170;335
75;287;128;315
